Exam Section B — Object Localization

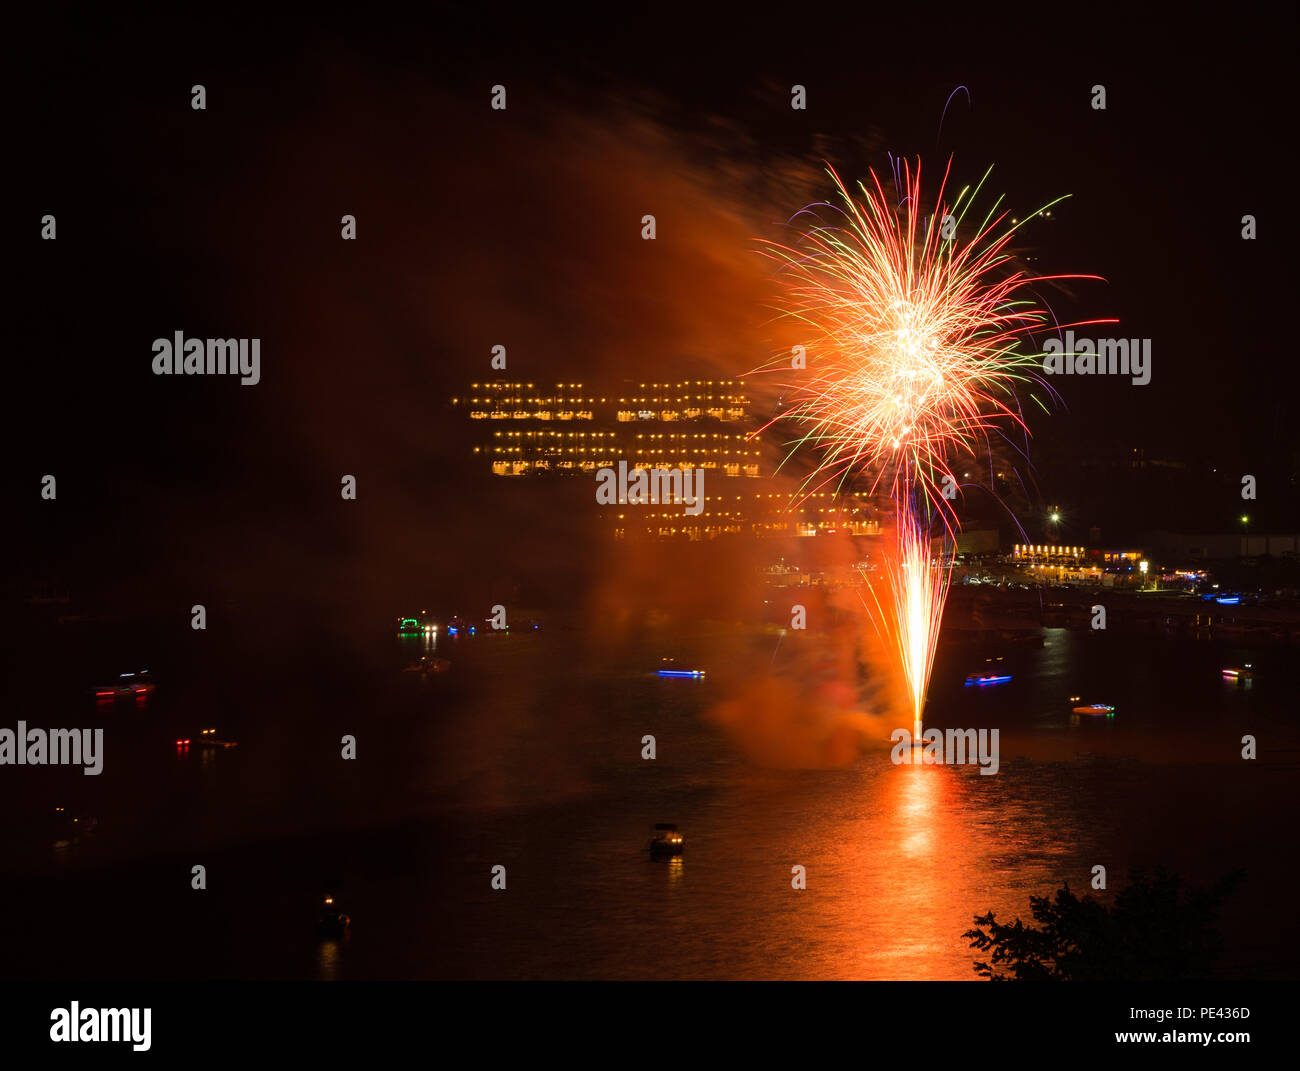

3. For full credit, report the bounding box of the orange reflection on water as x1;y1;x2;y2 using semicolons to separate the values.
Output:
876;759;961;977
804;755;1016;980
315;937;343;981
895;756;943;858
667;856;684;886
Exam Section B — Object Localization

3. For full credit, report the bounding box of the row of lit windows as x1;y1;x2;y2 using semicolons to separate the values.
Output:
599;506;868;513
616;410;744;421
489;431;750;439
494;431;617;438
489;446;758;454
467;408;745;418
468;411;596;420
464;483;857;500
459;395;745;404
1012;544;1145;560
484;445;758;453
633;433;749;440
488;459;760;474
465;406;743;415
468;381;741;388
606;517;833;523
621;397;746;403
612;528;880;542
460;397;598;404
489;461;760;476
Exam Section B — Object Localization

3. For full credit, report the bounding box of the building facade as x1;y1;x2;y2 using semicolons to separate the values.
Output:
452;379;881;540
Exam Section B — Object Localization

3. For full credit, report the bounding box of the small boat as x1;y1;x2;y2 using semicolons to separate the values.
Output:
50;806;99;848
965;655;1011;686
445;614;477;636
1072;703;1115;716
403;656;451;676
316;896;351;936
1221;665;1253;681
656;657;704;679
648;823;685;857
94;671;155;699
964;672;1012;686
195;728;238;748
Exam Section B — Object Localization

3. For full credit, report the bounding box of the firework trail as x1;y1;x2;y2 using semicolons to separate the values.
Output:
755;158;1102;738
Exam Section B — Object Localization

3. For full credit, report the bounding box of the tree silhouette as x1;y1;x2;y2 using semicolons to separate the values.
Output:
964;869;1244;980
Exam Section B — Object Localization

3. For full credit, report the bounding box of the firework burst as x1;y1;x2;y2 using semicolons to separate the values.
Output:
755;158;1101;736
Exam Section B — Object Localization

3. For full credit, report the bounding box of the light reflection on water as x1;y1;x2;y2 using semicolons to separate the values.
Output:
6;621;1296;980
315;937;344;982
376;624;1295;980
623;757;1088;980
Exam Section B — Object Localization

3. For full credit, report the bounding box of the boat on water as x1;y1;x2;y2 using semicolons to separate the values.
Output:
195;728;238;748
94;671;155;699
316;896;351;937
50;806;99;849
403;656;451;676
398;613;440;637
648;823;684;857
444;614;478;636
964;655;1011;686
1072;703;1115;716
656;657;704;679
964;672;1012;686
1222;664;1253;681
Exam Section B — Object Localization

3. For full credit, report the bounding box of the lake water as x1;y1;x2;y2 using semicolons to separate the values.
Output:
2;617;1296;979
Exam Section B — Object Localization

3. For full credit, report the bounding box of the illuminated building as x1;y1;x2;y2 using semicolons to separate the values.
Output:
453;380;758;477
1010;543;1151;584
452;380;883;540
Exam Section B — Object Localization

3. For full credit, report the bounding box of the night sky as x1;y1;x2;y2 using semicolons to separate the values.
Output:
11;6;1295;615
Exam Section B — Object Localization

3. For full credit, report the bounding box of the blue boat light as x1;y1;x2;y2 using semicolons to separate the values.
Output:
964;674;1012;686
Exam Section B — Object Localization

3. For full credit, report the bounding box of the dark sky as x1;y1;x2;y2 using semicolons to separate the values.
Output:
9;6;1296;613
